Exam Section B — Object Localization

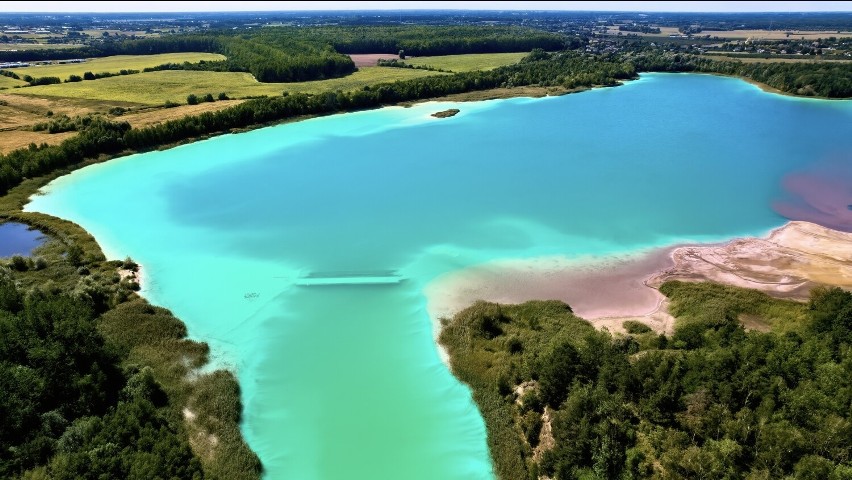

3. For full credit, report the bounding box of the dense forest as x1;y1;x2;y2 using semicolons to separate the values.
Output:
0;234;261;479
300;26;568;55
440;281;852;479
0;273;202;478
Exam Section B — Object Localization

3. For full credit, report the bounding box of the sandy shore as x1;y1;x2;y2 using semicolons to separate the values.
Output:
118;262;144;290
426;221;852;336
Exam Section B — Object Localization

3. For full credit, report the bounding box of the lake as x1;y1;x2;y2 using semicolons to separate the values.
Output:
25;73;852;479
0;222;45;257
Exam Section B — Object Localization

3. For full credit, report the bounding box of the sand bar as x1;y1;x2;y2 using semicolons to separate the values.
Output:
427;221;852;335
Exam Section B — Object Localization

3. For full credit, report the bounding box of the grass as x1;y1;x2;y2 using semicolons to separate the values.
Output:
659;280;810;334
0;75;27;89
9;52;225;79
406;52;527;72
9;66;446;105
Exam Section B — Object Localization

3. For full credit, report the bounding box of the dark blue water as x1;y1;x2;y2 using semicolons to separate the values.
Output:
0;222;45;256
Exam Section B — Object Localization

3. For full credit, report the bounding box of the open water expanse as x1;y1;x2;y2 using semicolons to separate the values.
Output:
26;74;852;479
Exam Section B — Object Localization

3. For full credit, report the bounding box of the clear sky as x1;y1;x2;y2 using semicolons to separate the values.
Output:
3;1;852;13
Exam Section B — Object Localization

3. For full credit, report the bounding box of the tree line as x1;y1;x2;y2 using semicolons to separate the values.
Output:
629;51;852;98
0;26;565;84
295;25;567;56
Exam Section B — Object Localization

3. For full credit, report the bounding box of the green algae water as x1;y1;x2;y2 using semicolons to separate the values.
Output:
26;74;852;479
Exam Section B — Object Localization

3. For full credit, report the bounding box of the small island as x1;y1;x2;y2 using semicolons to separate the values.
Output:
431;108;460;118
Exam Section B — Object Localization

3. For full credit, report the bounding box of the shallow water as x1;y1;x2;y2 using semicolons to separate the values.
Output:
0;222;45;257
25;73;852;479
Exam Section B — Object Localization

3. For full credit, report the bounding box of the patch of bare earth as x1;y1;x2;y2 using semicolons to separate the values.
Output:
647;221;852;300
534;406;556;463
183;407;220;464
348;53;402;67
738;313;772;332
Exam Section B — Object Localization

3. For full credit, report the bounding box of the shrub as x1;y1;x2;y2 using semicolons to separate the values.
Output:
623;320;652;334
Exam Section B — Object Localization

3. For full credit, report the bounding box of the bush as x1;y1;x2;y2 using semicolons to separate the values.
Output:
186;94;198;105
33;257;48;270
121;257;138;272
8;255;29;271
623;320;652;334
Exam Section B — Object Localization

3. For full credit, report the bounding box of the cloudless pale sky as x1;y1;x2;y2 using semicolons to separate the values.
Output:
3;1;852;13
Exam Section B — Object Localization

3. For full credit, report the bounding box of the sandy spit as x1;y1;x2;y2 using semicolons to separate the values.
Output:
426;221;852;338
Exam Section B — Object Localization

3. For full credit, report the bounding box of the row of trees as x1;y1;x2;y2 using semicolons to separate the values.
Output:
296;25;567;56
441;282;852;479
629;51;852;98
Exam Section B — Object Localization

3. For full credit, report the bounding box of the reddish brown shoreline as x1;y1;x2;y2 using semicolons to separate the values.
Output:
426;221;852;337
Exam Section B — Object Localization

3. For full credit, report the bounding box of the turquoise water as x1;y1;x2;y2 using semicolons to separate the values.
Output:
25;74;852;479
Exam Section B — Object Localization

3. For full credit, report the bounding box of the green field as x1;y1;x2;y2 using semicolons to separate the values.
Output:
0;75;27;89
405;52;527;72
0;43;80;51
9;52;225;79
11;66;446;105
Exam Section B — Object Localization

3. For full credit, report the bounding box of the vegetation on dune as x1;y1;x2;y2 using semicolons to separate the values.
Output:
440;281;852;479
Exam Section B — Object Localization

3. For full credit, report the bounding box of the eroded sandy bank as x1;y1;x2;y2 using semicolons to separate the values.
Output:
427;221;852;337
